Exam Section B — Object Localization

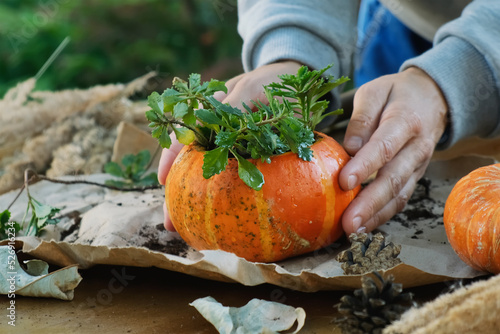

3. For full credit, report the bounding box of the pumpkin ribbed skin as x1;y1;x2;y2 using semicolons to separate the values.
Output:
165;132;360;262
444;163;500;274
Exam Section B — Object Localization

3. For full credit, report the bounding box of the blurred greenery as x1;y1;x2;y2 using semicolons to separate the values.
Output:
0;0;243;97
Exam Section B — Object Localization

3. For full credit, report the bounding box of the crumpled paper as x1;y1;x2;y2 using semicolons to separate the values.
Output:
190;297;306;334
0;156;493;292
0;245;81;300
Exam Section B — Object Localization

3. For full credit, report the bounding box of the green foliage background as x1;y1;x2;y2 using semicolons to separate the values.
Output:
0;0;243;97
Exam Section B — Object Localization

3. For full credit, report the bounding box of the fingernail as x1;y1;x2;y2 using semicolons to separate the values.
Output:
352;216;362;232
345;136;363;151
356;226;367;234
348;175;358;190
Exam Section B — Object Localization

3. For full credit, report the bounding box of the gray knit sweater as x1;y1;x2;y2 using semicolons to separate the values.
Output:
237;0;500;149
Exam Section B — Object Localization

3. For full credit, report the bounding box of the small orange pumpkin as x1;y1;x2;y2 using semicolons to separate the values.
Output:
165;132;360;262
444;163;500;273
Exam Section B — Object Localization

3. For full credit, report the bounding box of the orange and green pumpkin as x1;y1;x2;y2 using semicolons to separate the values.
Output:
165;132;360;262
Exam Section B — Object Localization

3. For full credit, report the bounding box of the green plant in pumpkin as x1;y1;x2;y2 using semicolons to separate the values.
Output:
145;64;349;190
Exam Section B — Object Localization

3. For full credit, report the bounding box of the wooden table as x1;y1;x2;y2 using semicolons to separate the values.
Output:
1;264;456;334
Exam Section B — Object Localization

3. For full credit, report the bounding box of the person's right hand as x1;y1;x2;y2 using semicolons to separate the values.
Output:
158;60;303;231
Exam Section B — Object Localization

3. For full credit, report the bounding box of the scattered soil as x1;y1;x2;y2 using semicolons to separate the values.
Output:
391;177;441;229
139;223;189;257
59;210;83;241
56;207;190;258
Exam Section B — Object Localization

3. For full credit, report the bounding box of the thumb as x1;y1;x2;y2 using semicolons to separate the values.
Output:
157;132;184;185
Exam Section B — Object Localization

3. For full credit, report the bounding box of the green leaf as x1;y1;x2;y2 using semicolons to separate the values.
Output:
132;150;151;175
297;65;308;78
202;147;229;179
105;150;157;186
0;210;21;239
147;91;163;114
0;210;10;226
172;126;195;145
162;88;184;112
297;146;313;161
27;198;61;236
182;106;197;126
195;109;226;126
189;73;201;89
232;151;264;191
206;79;227;95
321;108;344;118
173;77;189;92
173;102;189;119
205;96;243;117
151;125;164;138
0;209;13;240
135;172;159;186
196;81;210;93
214;131;238;148
145;109;160;123
31;198;55;219
278;118;314;161
104;161;125;178
312;76;350;101
159;127;172;148
11;222;21;234
243;109;259;131
121;154;136;168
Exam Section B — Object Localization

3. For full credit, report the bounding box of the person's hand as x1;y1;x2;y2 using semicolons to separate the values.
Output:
158;132;184;231
213;60;303;110
339;67;448;235
159;60;303;231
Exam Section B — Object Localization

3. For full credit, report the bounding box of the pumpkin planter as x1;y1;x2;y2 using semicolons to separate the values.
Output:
165;132;360;262
147;64;359;262
443;163;500;274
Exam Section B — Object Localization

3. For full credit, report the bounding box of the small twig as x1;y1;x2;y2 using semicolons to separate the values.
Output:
24;169;35;201
25;169;162;192
6;183;26;211
144;144;161;172
35;36;70;80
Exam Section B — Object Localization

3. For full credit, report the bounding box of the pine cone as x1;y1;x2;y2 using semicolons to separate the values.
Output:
336;272;414;334
337;233;402;275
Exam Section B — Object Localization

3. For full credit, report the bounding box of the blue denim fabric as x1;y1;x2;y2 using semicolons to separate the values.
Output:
354;0;432;87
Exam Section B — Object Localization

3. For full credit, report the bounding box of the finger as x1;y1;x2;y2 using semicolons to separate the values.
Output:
359;170;423;233
163;202;176;231
213;73;245;102
343;78;393;155
340;102;422;191
157;132;184;185
342;168;422;234
341;138;433;234
222;77;267;111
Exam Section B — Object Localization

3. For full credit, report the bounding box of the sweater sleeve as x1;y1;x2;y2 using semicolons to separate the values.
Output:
400;0;500;149
237;0;358;108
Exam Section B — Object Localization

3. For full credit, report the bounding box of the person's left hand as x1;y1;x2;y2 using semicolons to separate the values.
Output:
339;67;448;235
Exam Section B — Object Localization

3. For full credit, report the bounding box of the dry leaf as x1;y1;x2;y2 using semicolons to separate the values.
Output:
0;246;82;300
190;297;306;334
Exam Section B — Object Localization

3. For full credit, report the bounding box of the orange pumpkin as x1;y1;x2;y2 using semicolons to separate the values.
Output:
444;163;500;273
165;132;360;262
